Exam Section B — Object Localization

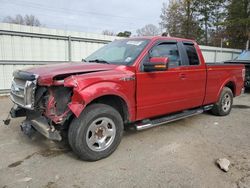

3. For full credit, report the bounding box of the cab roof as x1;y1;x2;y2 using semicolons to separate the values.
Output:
128;36;197;44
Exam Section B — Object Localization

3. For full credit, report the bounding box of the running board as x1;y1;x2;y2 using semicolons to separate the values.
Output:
135;107;206;131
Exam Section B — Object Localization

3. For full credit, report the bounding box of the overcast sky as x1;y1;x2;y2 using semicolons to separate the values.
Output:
0;0;167;35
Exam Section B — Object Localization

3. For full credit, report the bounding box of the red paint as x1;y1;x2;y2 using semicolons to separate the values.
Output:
149;57;169;64
25;62;118;86
25;36;245;123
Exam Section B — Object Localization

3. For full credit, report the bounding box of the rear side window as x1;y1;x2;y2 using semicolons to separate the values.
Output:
184;44;200;65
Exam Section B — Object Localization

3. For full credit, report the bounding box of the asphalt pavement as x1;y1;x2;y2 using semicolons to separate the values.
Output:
0;93;249;188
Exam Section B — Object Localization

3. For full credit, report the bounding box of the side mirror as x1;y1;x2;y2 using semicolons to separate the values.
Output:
143;57;169;72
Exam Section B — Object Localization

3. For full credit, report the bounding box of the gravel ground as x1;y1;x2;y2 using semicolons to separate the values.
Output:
0;93;249;188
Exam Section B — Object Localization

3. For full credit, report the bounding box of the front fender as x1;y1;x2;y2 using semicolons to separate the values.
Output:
68;81;134;119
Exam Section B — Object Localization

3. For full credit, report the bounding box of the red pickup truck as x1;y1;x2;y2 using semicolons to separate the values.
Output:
8;36;245;161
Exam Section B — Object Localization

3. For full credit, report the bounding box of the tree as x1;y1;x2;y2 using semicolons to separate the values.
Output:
194;0;227;45
209;0;228;47
160;1;183;37
102;30;116;36
3;14;41;26
136;24;160;36
117;31;132;37
4;14;24;25
182;0;203;41
24;15;41;26
160;0;202;42
225;0;250;49
193;0;214;45
160;0;232;46
211;1;227;33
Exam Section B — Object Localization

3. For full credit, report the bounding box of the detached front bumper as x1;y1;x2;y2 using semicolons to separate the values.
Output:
21;116;62;141
10;106;62;141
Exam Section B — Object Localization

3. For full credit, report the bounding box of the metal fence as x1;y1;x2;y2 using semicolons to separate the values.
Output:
0;23;242;93
199;45;241;63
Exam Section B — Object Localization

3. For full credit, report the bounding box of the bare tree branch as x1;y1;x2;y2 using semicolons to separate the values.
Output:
3;14;42;26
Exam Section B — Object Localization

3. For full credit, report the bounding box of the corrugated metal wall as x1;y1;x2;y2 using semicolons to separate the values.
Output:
199;45;241;63
0;63;36;92
0;23;121;92
0;23;242;92
0;23;120;61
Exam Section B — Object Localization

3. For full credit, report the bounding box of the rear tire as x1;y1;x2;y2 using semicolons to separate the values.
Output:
68;103;123;161
211;87;233;116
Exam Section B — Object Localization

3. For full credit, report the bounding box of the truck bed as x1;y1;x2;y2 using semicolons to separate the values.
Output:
204;63;244;105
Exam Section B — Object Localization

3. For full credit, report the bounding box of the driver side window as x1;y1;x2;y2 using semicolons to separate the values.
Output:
150;43;181;68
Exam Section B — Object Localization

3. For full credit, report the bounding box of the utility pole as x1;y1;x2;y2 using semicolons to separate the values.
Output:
246;29;250;50
220;38;223;52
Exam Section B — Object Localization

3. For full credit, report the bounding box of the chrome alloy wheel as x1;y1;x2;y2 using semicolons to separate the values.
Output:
86;117;116;152
222;93;231;112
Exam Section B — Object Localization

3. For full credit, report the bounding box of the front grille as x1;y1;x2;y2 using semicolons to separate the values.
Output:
10;71;38;110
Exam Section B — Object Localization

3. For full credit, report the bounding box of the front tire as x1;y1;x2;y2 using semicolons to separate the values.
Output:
68;103;123;161
211;87;233;116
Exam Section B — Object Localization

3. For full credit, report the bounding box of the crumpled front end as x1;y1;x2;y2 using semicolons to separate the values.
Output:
9;64;135;141
10;70;74;141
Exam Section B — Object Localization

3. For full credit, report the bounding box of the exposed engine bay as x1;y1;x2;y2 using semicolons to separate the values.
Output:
9;70;74;141
36;86;73;124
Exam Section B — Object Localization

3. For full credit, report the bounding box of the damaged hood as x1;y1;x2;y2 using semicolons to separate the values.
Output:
24;62;118;85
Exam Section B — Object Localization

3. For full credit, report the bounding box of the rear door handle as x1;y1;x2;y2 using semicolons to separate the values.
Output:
179;73;187;80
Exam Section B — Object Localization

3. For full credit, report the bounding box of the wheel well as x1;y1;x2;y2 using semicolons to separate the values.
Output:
225;81;235;96
89;95;129;123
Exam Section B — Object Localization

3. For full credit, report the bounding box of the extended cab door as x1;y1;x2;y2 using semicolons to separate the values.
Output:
136;40;206;120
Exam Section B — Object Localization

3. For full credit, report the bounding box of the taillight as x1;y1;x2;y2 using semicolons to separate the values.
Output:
242;68;246;81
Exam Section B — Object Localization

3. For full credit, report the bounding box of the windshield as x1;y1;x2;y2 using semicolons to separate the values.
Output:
85;39;149;65
236;51;250;61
